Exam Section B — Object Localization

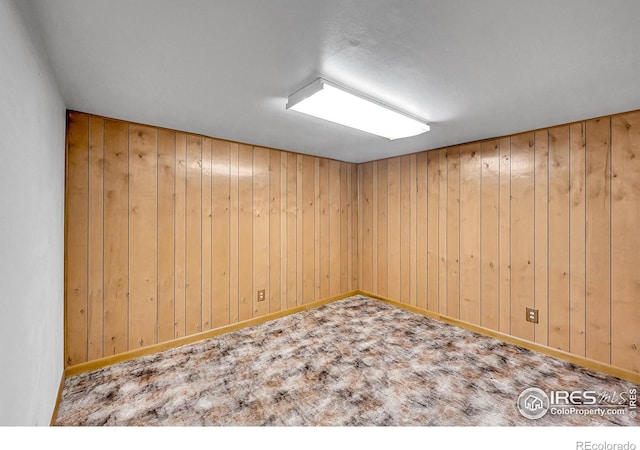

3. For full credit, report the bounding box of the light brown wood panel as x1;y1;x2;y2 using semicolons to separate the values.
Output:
498;137;511;334
129;124;158;348
611;111;640;373
157;129;176;343
459;143;481;325
585;117;611;364
340;162;350;292
480;140;499;330
372;162;378;294
67;113;359;366
329;160;341;297
66;112;89;366
416;152;428;310
357;165;363;290
400;156;412;304
376;160;388;297
228;143;240;323
174;133;187;337
211;139;230;327
570;123;586;356
387;157;401;300
361;162;374;293
87;116;104;360
447;147;460;319
426;150;439;313
253;146;270;317
269;149;282;312
279;152;288;311
315;159;321;301
548;125;571;352
103;120;129;355
302;155;315;304
510;133;535;342
201;138;212;330
287;152;298;309
534;130;549;346
238;144;253;319
351;164;359;290
319;159;330;299
296;155;303;304
185;135;202;334
410;154;418;307
67;109;639;375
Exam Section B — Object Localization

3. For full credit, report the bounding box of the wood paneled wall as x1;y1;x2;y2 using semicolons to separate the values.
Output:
359;110;640;374
65;112;358;366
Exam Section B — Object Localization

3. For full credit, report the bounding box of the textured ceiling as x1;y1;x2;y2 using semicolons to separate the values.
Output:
22;0;640;163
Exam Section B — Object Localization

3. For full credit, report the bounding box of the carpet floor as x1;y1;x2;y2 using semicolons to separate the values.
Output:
55;295;639;426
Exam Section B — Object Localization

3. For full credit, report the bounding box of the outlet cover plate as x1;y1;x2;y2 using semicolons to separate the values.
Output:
526;307;539;324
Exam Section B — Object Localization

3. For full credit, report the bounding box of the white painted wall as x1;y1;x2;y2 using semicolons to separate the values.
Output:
0;0;66;425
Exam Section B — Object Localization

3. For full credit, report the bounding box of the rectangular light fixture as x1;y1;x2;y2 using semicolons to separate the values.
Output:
286;78;430;140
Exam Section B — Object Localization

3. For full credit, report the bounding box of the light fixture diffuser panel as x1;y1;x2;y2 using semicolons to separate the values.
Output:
286;78;429;140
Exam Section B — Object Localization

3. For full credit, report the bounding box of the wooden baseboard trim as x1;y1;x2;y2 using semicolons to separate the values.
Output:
65;291;358;378
50;370;65;426
358;290;640;385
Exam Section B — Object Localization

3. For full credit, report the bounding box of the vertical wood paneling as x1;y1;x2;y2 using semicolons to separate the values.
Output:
269;149;282;312
253;146;270;317
447;147;460;319
185;136;202;334
510;133;535;342
400;156;411;304
296;155;303;303
427;150;439;312
611;111;640;373
288;153;298;308
69;118;357;365
66;112;89;366
129;124;158;348
157;129;176;343
315;159;321;301
174;133;187;338
68;110;638;374
103;120;129;355
319;159;330;299
351;164;359;290
387;158;401;300
585;118;611;364
361;162;373;292
372;162;378;294
212;139;230;327
87;116;104;360
201;138;212;331
416;153;428;310
340;162;349;292
302;155;315;304
280;153;288;310
228;143;240;323
377;160;388;297
498;137;511;334
329;160;341;297
480;140;499;330
410;154;418;307
459;143;481;325
534;130;549;346
238;144;253;319
548;126;570;352
570;123;586;356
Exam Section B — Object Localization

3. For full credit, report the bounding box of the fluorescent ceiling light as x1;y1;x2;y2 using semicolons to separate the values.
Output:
286;78;430;140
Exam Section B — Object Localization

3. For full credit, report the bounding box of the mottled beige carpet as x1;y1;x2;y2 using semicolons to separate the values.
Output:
56;295;639;426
